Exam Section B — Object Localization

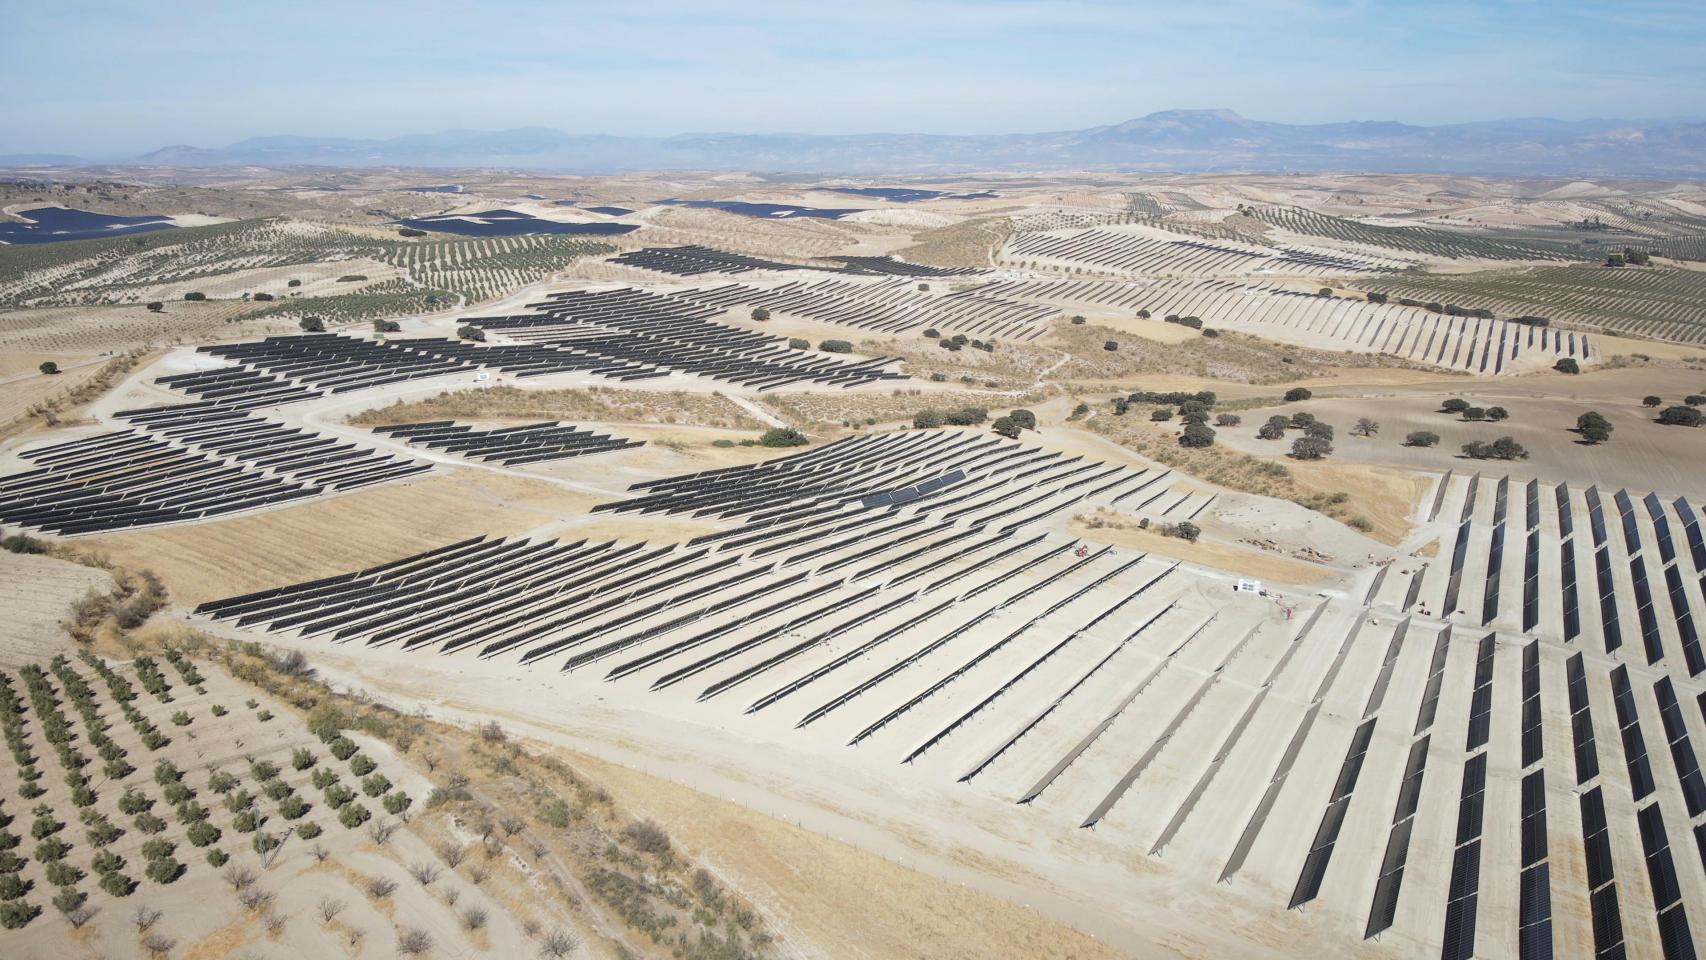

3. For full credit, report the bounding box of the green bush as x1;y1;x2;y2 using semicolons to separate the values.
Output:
992;417;1020;440
0;873;24;900
328;737;358;761
186;821;221;847
757;427;808;448
349;755;377;777
361;773;391;797
296;822;323;840
311;768;338;790
1405;431;1441;447
101;870;135;896
1179;422;1216;448
143;857;182;884
338;803;371;829
140;838;173;861
0;899;39;928
383;792;412;816
119;789;151;815
43;860;80;887
1284;387;1313;402
278;795;309;820
818;340;853;353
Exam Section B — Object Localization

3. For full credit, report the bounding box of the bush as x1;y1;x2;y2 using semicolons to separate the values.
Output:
102;870;135;896
1215;413;1242;427
1441;398;1470;413
1256;420;1286;440
146;301;164;312
1283;388;1312;402
1462;437;1529;460
383;792;412;815
1463;407;1485;421
0;872;24;900
991;416;1020;439
758;427;808;448
398;227;427;237
749;307;770;322
1007;409;1036;431
1103;340;1119;352
787;337;808;350
328;737;358;761
622;819;672;856
1658;405;1704;427
457;324;486;342
1366;291;1388;304
186;821;220;847
183;292;206;301
338;803;371;829
818;340;853;353
0;899;39;928
143;857;182;884
296;822;323;840
1555;358;1580;374
1643;395;1663;408
1405;431;1441;447
1486;407;1509;421
1290;437;1332;460
372;319;401;333
922;328;940;338
298;316;325;333
361;773;391;797
291;748;316;771
1179;422;1216;448
38;361;59;375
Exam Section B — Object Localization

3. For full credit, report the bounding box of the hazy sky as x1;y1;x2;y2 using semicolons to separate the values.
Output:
5;0;1704;156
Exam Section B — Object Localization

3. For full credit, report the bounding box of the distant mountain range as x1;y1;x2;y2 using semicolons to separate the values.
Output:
11;111;1706;176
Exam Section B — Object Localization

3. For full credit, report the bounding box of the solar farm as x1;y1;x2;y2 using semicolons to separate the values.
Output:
4;167;1706;960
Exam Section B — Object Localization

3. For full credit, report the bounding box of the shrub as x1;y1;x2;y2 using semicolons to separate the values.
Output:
991;416;1020;439
1179;422;1216;448
296;822;323;840
134;813;166;834
383;792;412;815
1555;358;1580;374
1658;405;1704;427
232;810;259;833
1643;395;1663;408
622;819;672;856
372;319;401;333
361;773;391;797
186;821;220;847
205;848;228;867
749;307;770;321
328;737;358;761
758;427;809;448
1463;407;1485;421
1006;409;1036;431
183;291;206;301
1283;388;1313;402
338;803;371;829
1150;407;1172;422
1103;340;1119;351
119;790;151;815
1290;437;1332;460
912;409;946;429
1215;413;1242;427
38;361;60;375
1685;395;1705;407
102;869;135;896
298;316;325;333
1486;407;1509;421
0;899;39;928
146;301;164;312
311;768;338;790
279;795;309;820
44;860;80;886
457;324;486;342
1405;431;1440;447
818;339;853;353
787;337;808;350
0;872;24;900
144;857;182;884
1352;417;1380;437
1256;420;1286;440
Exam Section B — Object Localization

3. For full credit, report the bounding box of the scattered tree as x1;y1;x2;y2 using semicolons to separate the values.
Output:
991;416;1020;439
1657;405;1704;427
183;292;206;301
1180;422;1216;448
1554;358;1580;374
1352;418;1379;437
146;301;164;313
818;339;853;353
1283;387;1313;402
749;307;770;322
757;427;808;448
1291;436;1332;460
1486;406;1509;421
1405;431;1441;448
38;362;59;375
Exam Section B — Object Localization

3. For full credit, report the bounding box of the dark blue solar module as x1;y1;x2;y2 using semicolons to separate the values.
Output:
657;199;864;220
406;184;464;193
395;210;639;237
584;206;634;216
828;187;947;203
0;207;178;245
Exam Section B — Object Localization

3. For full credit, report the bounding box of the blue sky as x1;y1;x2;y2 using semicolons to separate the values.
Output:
4;0;1704;156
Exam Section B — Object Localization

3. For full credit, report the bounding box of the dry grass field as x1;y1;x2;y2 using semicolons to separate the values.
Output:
350;385;765;432
75;472;602;607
